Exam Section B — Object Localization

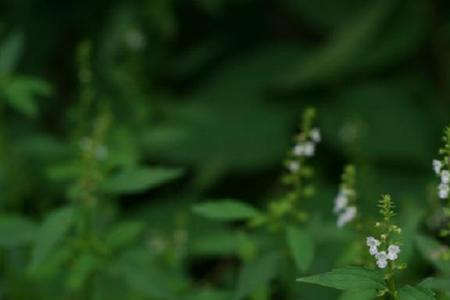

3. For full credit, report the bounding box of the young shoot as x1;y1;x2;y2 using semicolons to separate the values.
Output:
334;165;357;228
433;126;450;237
268;107;321;225
367;195;403;298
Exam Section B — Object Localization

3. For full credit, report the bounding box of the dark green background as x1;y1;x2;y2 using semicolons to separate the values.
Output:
0;0;449;299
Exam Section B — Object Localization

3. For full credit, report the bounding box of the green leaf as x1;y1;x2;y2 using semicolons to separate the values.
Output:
105;221;144;250
286;226;315;272
121;260;174;299
356;2;428;71
102;167;183;194
30;206;75;271
283;0;362;31
66;253;98;291
1;76;52;117
416;235;450;274
190;228;238;256
279;0;393;89
0;216;36;247
297;266;386;291
420;277;450;293
398;285;435;300
0;31;24;75
184;288;231;300
339;289;377;300
192;200;260;222
234;252;280;300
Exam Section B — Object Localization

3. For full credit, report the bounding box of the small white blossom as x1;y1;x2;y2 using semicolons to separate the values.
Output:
439;189;449;199
375;251;389;268
293;144;305;156
366;236;381;248
376;258;388;269
337;206;357;227
439;182;449;199
387;244;400;261
303;142;315;157
376;251;388;260
287;161;300;173
333;192;348;213
441;170;450;184
433;159;442;175
369;246;378;256
310;128;321;143
367;237;380;256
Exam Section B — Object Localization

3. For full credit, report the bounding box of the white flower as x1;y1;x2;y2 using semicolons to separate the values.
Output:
439;189;449;199
337;206;357;227
441;170;450;184
310;128;321;143
387;244;400;261
303;142;315;157
433;159;442;175
333;192;348;213
369;246;378;256
288;161;300;173
376;251;388;260
366;236;381;248
293;144;305;156
341;187;353;197
439;183;449;199
376;258;388;269
375;251;389;269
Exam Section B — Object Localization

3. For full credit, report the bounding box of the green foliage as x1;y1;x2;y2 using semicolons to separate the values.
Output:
0;215;35;247
192;200;261;221
297;266;386;291
234;252;280;300
286;226;315;272
0;1;449;299
398;285;435;300
102;167;184;194
0;31;23;75
29;207;75;271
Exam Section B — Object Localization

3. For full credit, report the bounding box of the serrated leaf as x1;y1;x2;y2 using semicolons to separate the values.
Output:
102;167;183;194
286;226;315;272
30;206;75;271
297;266;386;291
192;200;260;222
0;31;24;75
0;216;36;247
234;252;280;300
398;285;435;300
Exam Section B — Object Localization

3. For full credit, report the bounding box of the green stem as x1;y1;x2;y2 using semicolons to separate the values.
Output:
386;264;399;300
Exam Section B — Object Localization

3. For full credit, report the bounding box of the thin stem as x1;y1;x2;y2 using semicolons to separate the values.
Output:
386;263;399;300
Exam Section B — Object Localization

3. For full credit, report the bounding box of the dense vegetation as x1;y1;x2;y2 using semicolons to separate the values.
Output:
0;0;450;299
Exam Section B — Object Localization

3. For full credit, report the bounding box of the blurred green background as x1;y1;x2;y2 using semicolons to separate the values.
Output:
0;0;450;299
